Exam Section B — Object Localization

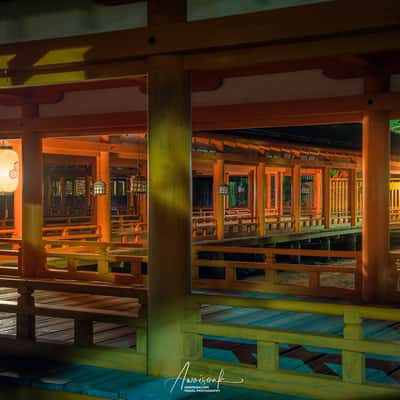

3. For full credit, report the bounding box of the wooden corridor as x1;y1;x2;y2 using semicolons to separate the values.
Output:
0;286;398;397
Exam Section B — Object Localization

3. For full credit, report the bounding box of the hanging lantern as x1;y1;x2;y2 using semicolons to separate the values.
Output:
0;145;19;195
93;180;106;196
218;183;229;196
130;175;147;194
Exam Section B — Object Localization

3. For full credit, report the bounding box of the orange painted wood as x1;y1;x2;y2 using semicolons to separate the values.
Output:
96;151;111;242
13;140;22;240
21;111;46;277
213;159;225;240
292;165;301;232
362;75;390;303
256;162;265;236
323;167;331;229
348;169;357;226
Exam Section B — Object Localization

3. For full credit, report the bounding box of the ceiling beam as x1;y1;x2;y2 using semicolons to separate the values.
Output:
1;92;400;137
0;0;399;86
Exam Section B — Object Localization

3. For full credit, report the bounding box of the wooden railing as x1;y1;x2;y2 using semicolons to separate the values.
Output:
43;224;101;241
111;214;141;231
0;277;147;373
115;222;147;244
0;238;21;276
265;215;294;232
192;245;361;299
224;216;258;237
184;294;400;399
300;214;324;230
330;214;352;226
389;251;400;301
43;240;146;284
192;216;217;241
44;215;93;226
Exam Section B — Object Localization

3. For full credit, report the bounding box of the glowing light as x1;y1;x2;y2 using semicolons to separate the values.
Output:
93;180;106;195
0;146;19;194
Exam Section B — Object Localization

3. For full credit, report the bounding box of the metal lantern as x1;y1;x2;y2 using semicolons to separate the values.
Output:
218;183;229;196
130;175;147;194
93;180;106;196
0;145;19;195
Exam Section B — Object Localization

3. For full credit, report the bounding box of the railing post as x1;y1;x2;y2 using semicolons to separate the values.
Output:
257;341;279;371
136;307;147;355
184;299;202;361
74;320;94;346
266;249;276;285
343;311;364;384
17;286;35;341
256;162;266;236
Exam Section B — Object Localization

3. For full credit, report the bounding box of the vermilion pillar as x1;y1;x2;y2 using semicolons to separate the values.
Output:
256;162;266;235
21;104;45;277
323;167;331;229
348;169;357;227
96;151;111;242
213;159;225;240
292;165;301;232
13;140;22;240
362;77;390;302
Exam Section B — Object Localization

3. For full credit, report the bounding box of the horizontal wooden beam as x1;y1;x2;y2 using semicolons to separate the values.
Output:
1;92;400;138
0;0;399;85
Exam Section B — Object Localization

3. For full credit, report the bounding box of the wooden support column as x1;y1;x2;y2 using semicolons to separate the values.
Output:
13;140;22;239
248;169;255;216
148;54;191;376
21;104;45;277
256;162;265;236
277;172;284;216
96;151;111;242
139;161;147;224
213;159;225;240
362;75;390;303
323;167;331;229
292;165;301;232
314;171;322;215
348;169;357;226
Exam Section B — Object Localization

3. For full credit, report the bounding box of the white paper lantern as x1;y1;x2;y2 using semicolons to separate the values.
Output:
0;147;19;194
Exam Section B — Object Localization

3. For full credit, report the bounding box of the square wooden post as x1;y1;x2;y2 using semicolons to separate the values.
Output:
213;159;225;240
292;165;301;232
148;55;192;377
96;151;111;242
362;75;390;303
13;140;22;240
323;167;331;230
21;104;45;277
348;169;357;227
256;162;265;236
